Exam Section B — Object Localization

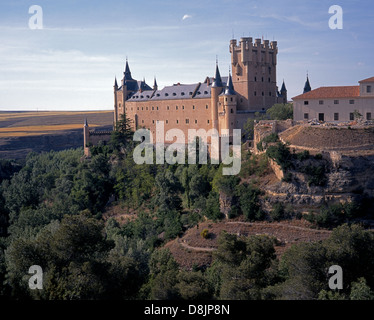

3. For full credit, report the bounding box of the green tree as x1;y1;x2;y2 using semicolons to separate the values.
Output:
236;183;263;221
111;113;134;152
210;231;277;300
266;103;293;120
146;248;180;300
176;271;212;300
350;278;374;300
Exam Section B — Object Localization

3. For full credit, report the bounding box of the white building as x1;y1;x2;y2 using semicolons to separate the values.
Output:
293;77;374;122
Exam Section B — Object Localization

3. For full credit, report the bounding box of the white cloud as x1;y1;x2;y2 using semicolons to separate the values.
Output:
182;14;192;21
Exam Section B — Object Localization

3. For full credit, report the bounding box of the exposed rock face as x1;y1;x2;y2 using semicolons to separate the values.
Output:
253;121;374;209
219;191;233;219
263;150;374;209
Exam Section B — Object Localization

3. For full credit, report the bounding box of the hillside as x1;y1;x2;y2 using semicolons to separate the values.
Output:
165;218;331;270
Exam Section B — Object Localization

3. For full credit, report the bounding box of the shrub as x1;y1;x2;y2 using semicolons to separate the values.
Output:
266;142;293;171
296;150;310;161
201;229;209;239
270;203;286;221
262;133;279;144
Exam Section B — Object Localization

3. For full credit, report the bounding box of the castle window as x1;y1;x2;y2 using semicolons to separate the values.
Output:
334;100;339;105
262;92;264;96
176;120;179;124
166;120;168;124
206;105;208;109
367;85;372;93
173;93;176;96
254;77;257;82
146;95;150;98
186;119;189;124
156;93;160;97
152;106;154;110
304;101;309;105
137;107;139;110
195;120;198;124
262;77;264;82
157;106;159;110
165;93;169;96
318;113;324;122
350;113;354;120
207;120;210;124
189;92;193;95
254;92;257;96
152;120;155;124
304;113;309;120
231;97;233;102
319;100;324;105
225;97;228;102
349;100;355;104
193;105;195;110
334;113;339;121
142;120;144;124
268;78;271;82
142;107;144;110
367;113;372;120
204;91;208;94
182;105;185;110
176;106;178;110
230;108;233;113
167;106;170;110
119;103;121;108
181;92;185;96
269;92;272;96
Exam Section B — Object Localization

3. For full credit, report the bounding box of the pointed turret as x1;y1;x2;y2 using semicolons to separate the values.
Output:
224;73;235;95
212;64;223;87
114;77;118;90
303;75;311;93
124;59;133;81
281;80;287;93
153;77;158;90
84;118;88;127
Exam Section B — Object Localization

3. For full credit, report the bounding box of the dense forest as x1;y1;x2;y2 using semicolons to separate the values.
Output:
1;111;374;300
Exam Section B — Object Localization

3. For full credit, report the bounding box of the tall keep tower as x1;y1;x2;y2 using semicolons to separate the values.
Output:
230;37;278;111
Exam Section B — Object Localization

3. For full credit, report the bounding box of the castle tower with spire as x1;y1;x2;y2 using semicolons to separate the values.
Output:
303;74;312;93
109;37;282;147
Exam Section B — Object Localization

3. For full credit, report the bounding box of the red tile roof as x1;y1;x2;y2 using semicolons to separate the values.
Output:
359;77;374;83
292;86;360;100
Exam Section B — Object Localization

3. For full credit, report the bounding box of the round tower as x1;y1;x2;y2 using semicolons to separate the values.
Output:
211;63;223;132
223;73;237;134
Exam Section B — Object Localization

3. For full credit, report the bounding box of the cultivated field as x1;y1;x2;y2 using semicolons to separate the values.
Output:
0;110;114;159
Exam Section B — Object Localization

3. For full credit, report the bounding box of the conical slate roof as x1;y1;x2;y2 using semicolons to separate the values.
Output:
224;73;235;95
212;64;223;87
303;76;311;93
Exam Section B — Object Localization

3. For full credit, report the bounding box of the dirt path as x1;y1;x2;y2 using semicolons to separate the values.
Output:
226;221;332;234
177;238;216;252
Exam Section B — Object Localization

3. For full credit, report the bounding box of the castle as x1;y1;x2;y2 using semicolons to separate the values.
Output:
84;37;287;156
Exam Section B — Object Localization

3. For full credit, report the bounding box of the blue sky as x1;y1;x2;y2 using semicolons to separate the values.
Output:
0;0;373;110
